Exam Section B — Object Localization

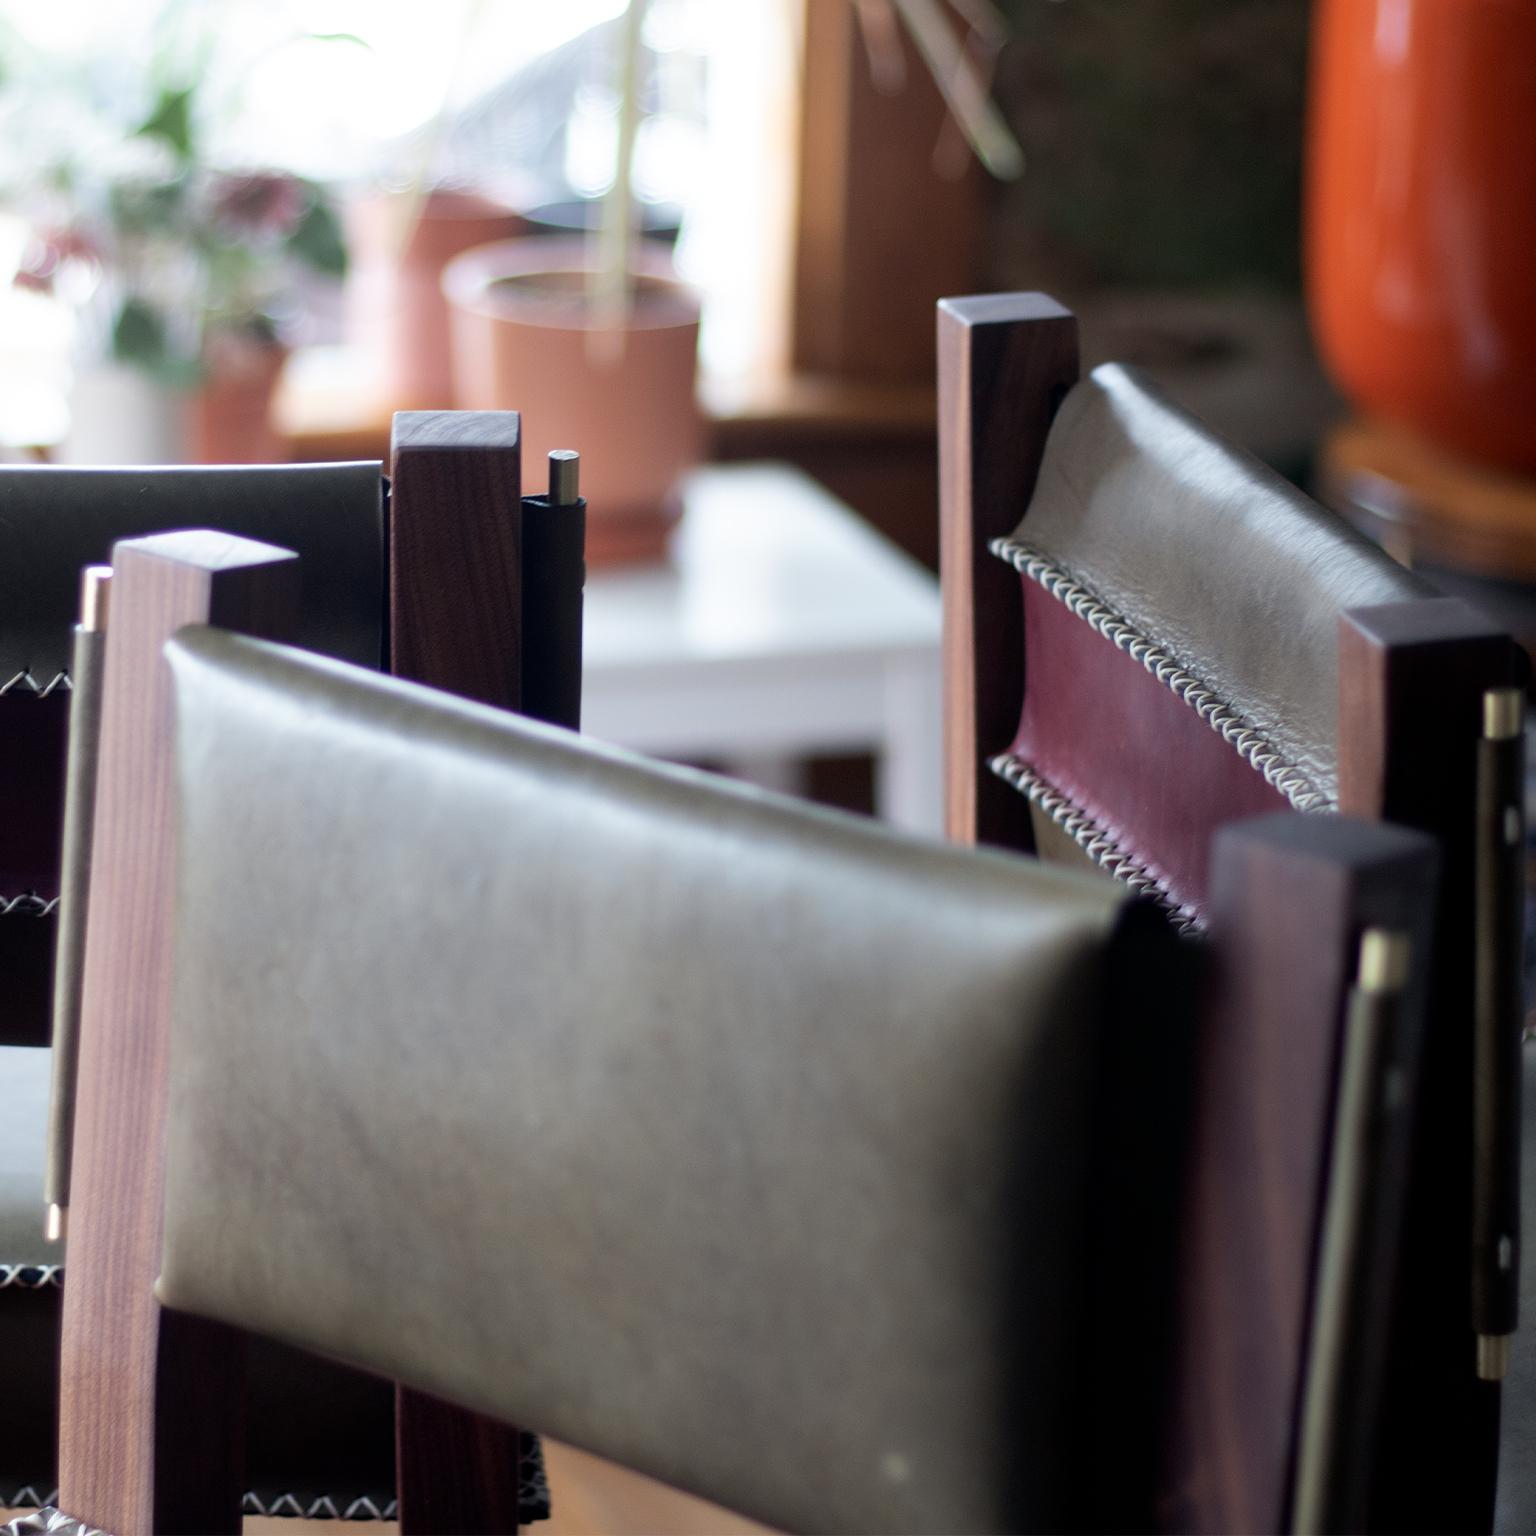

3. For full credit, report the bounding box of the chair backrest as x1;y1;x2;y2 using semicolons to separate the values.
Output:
39;413;581;1536
938;293;1526;1532
0;415;531;1051
138;598;1433;1534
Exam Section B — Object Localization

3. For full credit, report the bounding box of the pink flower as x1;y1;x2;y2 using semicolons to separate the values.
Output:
209;172;305;237
12;227;99;294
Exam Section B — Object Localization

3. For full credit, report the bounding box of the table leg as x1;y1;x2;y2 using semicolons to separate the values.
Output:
878;653;944;836
720;754;810;801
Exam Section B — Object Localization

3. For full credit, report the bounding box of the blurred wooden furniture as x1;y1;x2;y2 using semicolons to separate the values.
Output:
939;292;1528;1532
582;463;942;834
1320;417;1536;661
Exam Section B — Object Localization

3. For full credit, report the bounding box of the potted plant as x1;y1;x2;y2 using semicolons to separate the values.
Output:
442;0;700;565
444;0;1024;566
3;36;347;463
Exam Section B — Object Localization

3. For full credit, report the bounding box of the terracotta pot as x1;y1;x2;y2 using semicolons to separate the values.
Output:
1306;0;1536;472
444;237;703;566
347;188;528;408
189;333;288;464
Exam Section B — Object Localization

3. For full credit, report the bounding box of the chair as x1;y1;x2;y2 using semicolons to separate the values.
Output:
0;418;583;1525
39;529;1439;1534
938;292;1528;1532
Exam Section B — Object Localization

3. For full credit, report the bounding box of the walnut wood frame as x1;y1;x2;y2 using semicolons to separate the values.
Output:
938;292;1525;1532
55;415;541;1535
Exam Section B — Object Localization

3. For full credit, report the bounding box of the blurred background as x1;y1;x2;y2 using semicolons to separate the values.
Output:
1;0;1532;647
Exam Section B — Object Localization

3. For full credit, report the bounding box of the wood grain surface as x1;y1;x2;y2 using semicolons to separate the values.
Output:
937;293;1078;851
57;531;301;1536
389;411;531;1532
388;411;522;708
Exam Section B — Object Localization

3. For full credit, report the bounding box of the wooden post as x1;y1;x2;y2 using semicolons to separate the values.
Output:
57;530;301;1536
1339;597;1526;1534
389;410;531;1533
1162;811;1437;1535
389;411;523;707
936;293;1078;851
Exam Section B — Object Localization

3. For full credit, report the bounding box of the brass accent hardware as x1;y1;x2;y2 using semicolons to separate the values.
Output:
79;565;111;633
548;449;581;506
1358;928;1410;993
1293;927;1411;1534
1478;1333;1511;1382
1484;686;1523;742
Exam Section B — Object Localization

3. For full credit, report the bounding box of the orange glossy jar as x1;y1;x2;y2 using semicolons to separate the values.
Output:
1307;0;1536;472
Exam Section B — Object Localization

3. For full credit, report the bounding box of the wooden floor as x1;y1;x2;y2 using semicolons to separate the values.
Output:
7;1441;774;1536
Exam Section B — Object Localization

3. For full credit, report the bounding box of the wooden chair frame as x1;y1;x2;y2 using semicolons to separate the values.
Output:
939;292;1525;1532
55;527;1437;1532
48;415;584;1535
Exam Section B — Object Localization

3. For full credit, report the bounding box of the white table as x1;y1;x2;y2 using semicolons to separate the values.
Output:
582;463;944;835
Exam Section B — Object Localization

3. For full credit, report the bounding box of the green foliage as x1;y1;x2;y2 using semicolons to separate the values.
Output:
110;295;199;386
135;85;196;164
286;194;347;277
0;3;352;384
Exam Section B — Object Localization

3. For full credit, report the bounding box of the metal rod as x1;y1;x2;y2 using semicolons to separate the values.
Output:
519;452;587;731
1474;685;1524;1373
44;565;113;1235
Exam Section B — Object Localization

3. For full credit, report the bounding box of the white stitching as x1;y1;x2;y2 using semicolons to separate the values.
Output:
989;752;1202;935
0;1264;62;1290
990;538;1335;814
0;671;71;697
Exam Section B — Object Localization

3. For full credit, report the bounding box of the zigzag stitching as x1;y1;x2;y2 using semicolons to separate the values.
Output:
0;1263;63;1290
989;752;1202;935
990;537;1336;814
0;671;71;697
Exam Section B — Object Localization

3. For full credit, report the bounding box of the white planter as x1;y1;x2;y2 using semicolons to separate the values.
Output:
55;362;188;465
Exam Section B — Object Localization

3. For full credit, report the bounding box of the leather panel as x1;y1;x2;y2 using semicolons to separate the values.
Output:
0;462;383;1045
0;690;68;897
158;629;1137;1536
1011;365;1432;800
0;463;384;682
1012;579;1290;921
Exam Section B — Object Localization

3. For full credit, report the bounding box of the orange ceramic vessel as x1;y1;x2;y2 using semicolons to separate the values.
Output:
1307;0;1536;472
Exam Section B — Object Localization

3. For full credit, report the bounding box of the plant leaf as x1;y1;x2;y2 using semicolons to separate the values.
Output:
285;196;348;276
110;297;201;386
111;296;168;368
135;86;196;164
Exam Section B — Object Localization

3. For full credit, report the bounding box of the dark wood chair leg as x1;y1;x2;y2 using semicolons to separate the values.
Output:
57;531;300;1536
396;1389;530;1535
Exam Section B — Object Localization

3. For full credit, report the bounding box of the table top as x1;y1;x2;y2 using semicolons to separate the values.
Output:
583;463;940;675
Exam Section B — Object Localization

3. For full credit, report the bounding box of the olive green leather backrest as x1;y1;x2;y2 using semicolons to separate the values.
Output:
1003;362;1432;806
157;628;1148;1536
